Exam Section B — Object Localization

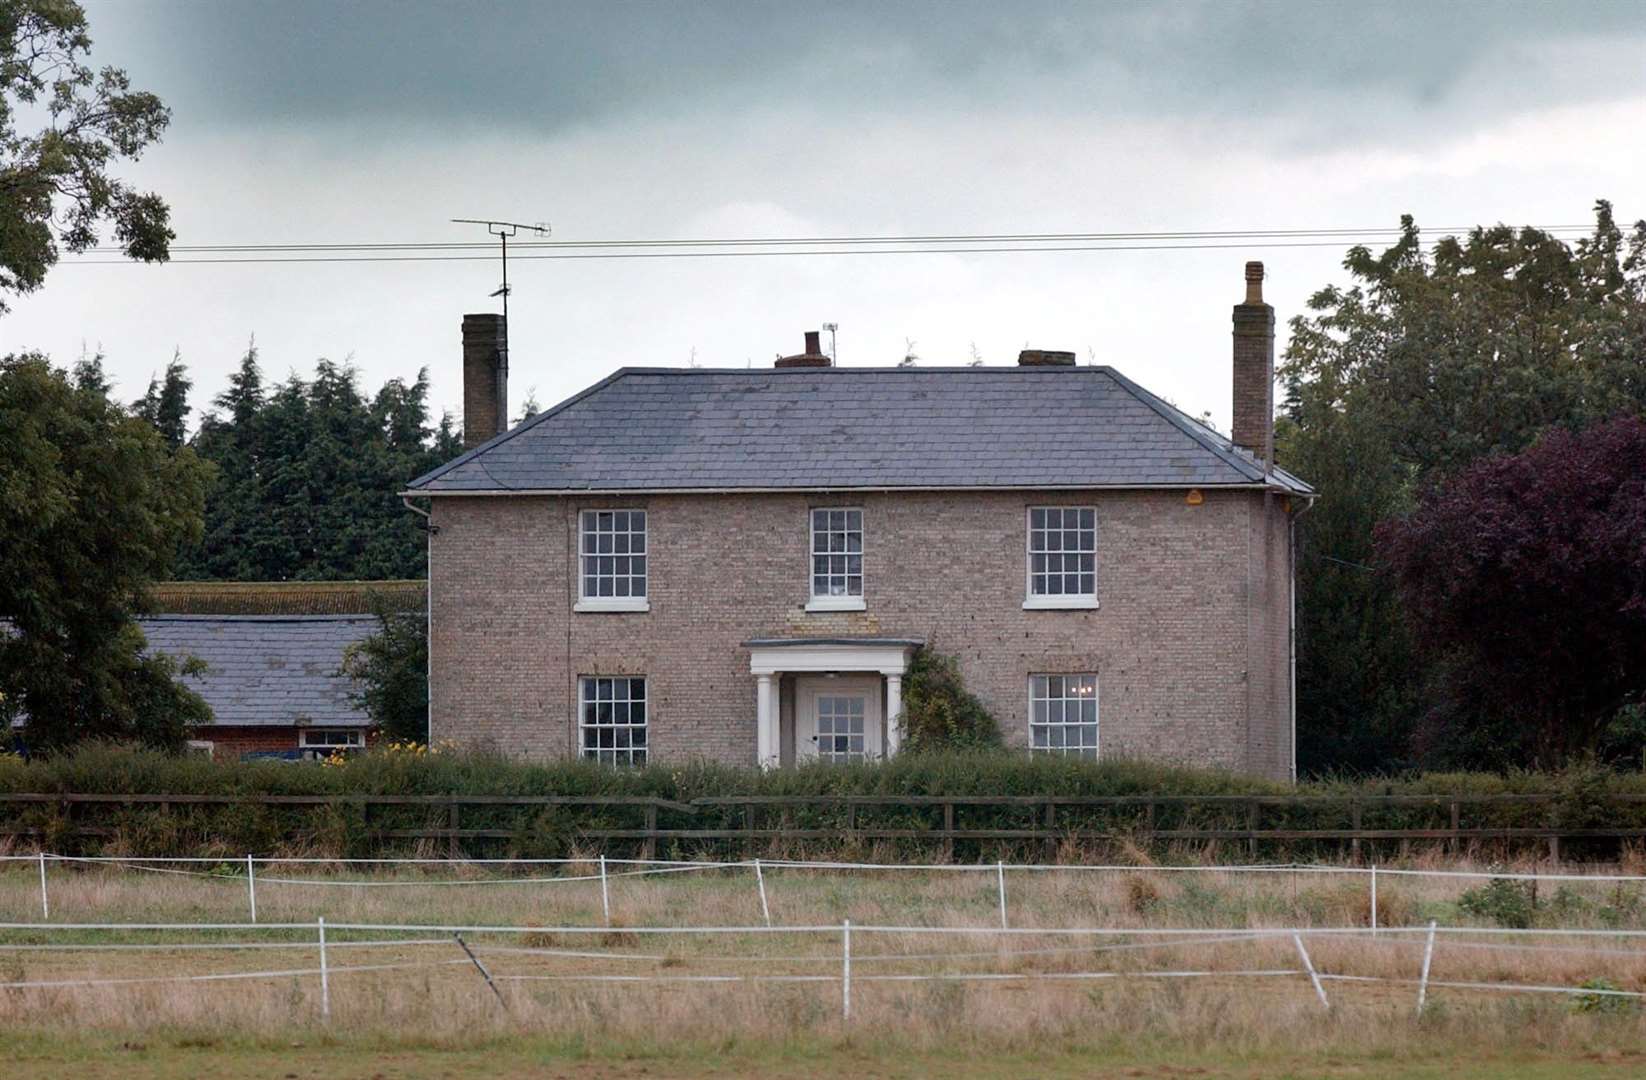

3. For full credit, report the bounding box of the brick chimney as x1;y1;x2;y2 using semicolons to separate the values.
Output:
462;313;508;449
1017;349;1076;367
1231;262;1275;467
775;330;831;368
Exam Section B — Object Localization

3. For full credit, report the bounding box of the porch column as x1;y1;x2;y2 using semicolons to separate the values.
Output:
885;672;904;758
756;674;778;769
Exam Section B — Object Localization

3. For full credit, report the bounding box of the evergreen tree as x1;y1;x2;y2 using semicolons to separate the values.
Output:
174;353;454;582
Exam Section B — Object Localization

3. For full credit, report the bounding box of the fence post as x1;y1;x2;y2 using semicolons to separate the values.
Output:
453;932;507;1008
997;860;1008;929
246;854;258;923
447;799;460;861
1370;865;1379;935
317;916;330;1019
599;854;611;926
1292;931;1329;1009
37;851;48;920
841;919;852;1022
643;804;658;862
754;858;772;927
1350;801;1362;863
942;802;955;863
1416;919;1438;1016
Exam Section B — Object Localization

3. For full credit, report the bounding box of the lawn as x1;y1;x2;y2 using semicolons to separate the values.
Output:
8;1032;1646;1080
4;858;1645;1078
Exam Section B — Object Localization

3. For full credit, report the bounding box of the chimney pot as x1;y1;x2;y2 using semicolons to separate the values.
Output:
1017;349;1076;367
1244;261;1265;304
461;313;509;449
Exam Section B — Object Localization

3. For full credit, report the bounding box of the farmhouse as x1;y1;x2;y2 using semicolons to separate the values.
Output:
405;263;1313;780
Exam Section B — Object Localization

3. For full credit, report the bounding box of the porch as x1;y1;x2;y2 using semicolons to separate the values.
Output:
744;637;922;768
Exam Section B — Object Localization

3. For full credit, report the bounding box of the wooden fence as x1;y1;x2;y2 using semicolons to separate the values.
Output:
3;791;1644;861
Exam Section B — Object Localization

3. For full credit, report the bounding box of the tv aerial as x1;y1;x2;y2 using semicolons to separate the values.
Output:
451;218;550;322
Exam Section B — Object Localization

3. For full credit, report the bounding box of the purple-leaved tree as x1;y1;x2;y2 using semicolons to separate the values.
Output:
1375;416;1646;767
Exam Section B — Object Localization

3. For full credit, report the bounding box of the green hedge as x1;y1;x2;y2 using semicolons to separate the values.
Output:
3;744;1645;862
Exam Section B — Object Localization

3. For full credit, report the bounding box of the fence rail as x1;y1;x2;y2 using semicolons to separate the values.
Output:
2;790;1641;860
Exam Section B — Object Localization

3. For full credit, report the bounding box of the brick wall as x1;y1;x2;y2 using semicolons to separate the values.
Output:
429;488;1296;780
199;726;375;761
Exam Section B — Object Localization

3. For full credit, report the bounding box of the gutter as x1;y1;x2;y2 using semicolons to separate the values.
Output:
398;481;1315;499
1288;494;1319;784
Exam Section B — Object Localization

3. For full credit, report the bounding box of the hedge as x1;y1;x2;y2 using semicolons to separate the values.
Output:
3;744;1644;862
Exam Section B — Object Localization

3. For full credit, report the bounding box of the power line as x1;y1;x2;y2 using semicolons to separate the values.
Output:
68;224;1600;258
61;232;1608;267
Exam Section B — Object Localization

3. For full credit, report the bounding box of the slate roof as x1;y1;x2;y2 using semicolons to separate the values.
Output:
139;615;377;729
405;366;1313;495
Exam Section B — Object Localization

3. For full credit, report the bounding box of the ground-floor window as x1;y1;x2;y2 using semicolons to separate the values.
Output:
1029;674;1098;757
581;676;648;765
299;729;364;750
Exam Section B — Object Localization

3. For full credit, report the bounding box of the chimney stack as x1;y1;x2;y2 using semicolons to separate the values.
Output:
1017;349;1076;367
462;313;508;449
775;329;832;368
1231;261;1274;467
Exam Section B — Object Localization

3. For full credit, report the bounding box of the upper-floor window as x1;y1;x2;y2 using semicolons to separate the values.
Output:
1024;507;1096;609
580;676;648;766
1029;674;1098;758
578;509;648;611
808;507;864;611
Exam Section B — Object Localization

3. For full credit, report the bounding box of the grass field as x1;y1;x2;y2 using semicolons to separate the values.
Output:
4;856;1646;1077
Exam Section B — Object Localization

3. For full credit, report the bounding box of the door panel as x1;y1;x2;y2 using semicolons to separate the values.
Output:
796;677;882;763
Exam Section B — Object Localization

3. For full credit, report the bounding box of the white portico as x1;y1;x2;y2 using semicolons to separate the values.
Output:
744;637;921;768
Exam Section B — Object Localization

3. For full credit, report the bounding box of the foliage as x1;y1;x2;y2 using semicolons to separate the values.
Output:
1573;978;1634;1015
0;0;173;313
178;343;461;580
1375;417;1646;767
1457;873;1535;929
1279;201;1646;774
0;354;211;749
131;351;191;449
10;744;1646;861
339;598;428;744
899;648;1002;753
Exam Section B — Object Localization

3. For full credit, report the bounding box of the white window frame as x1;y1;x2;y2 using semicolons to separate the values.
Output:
805;506;865;612
575;508;650;613
1028;674;1099;758
1023;506;1099;610
299;729;364;750
579;675;649;766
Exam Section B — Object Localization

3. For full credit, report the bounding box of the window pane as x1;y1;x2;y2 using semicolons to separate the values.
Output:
1029;673;1099;759
580;509;648;602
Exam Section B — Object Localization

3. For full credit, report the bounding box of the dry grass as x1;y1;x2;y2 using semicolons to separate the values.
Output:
3;855;1646;1064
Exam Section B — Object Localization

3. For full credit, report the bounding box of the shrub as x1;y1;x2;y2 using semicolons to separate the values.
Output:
899;649;1002;753
1573;977;1635;1014
1458;873;1535;928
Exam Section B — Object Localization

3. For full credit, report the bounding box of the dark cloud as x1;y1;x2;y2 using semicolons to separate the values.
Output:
89;0;1646;138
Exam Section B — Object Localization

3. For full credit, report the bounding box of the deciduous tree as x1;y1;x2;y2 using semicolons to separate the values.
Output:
0;353;210;750
1280;202;1646;773
0;0;173;313
1375;416;1646;768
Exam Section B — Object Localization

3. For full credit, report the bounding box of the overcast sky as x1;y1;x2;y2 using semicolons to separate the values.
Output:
5;0;1645;433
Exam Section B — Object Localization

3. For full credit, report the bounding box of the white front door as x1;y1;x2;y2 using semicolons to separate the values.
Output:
796;676;882;763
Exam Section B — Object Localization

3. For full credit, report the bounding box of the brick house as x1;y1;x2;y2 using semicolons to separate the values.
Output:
141;581;420;760
405;264;1313;780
